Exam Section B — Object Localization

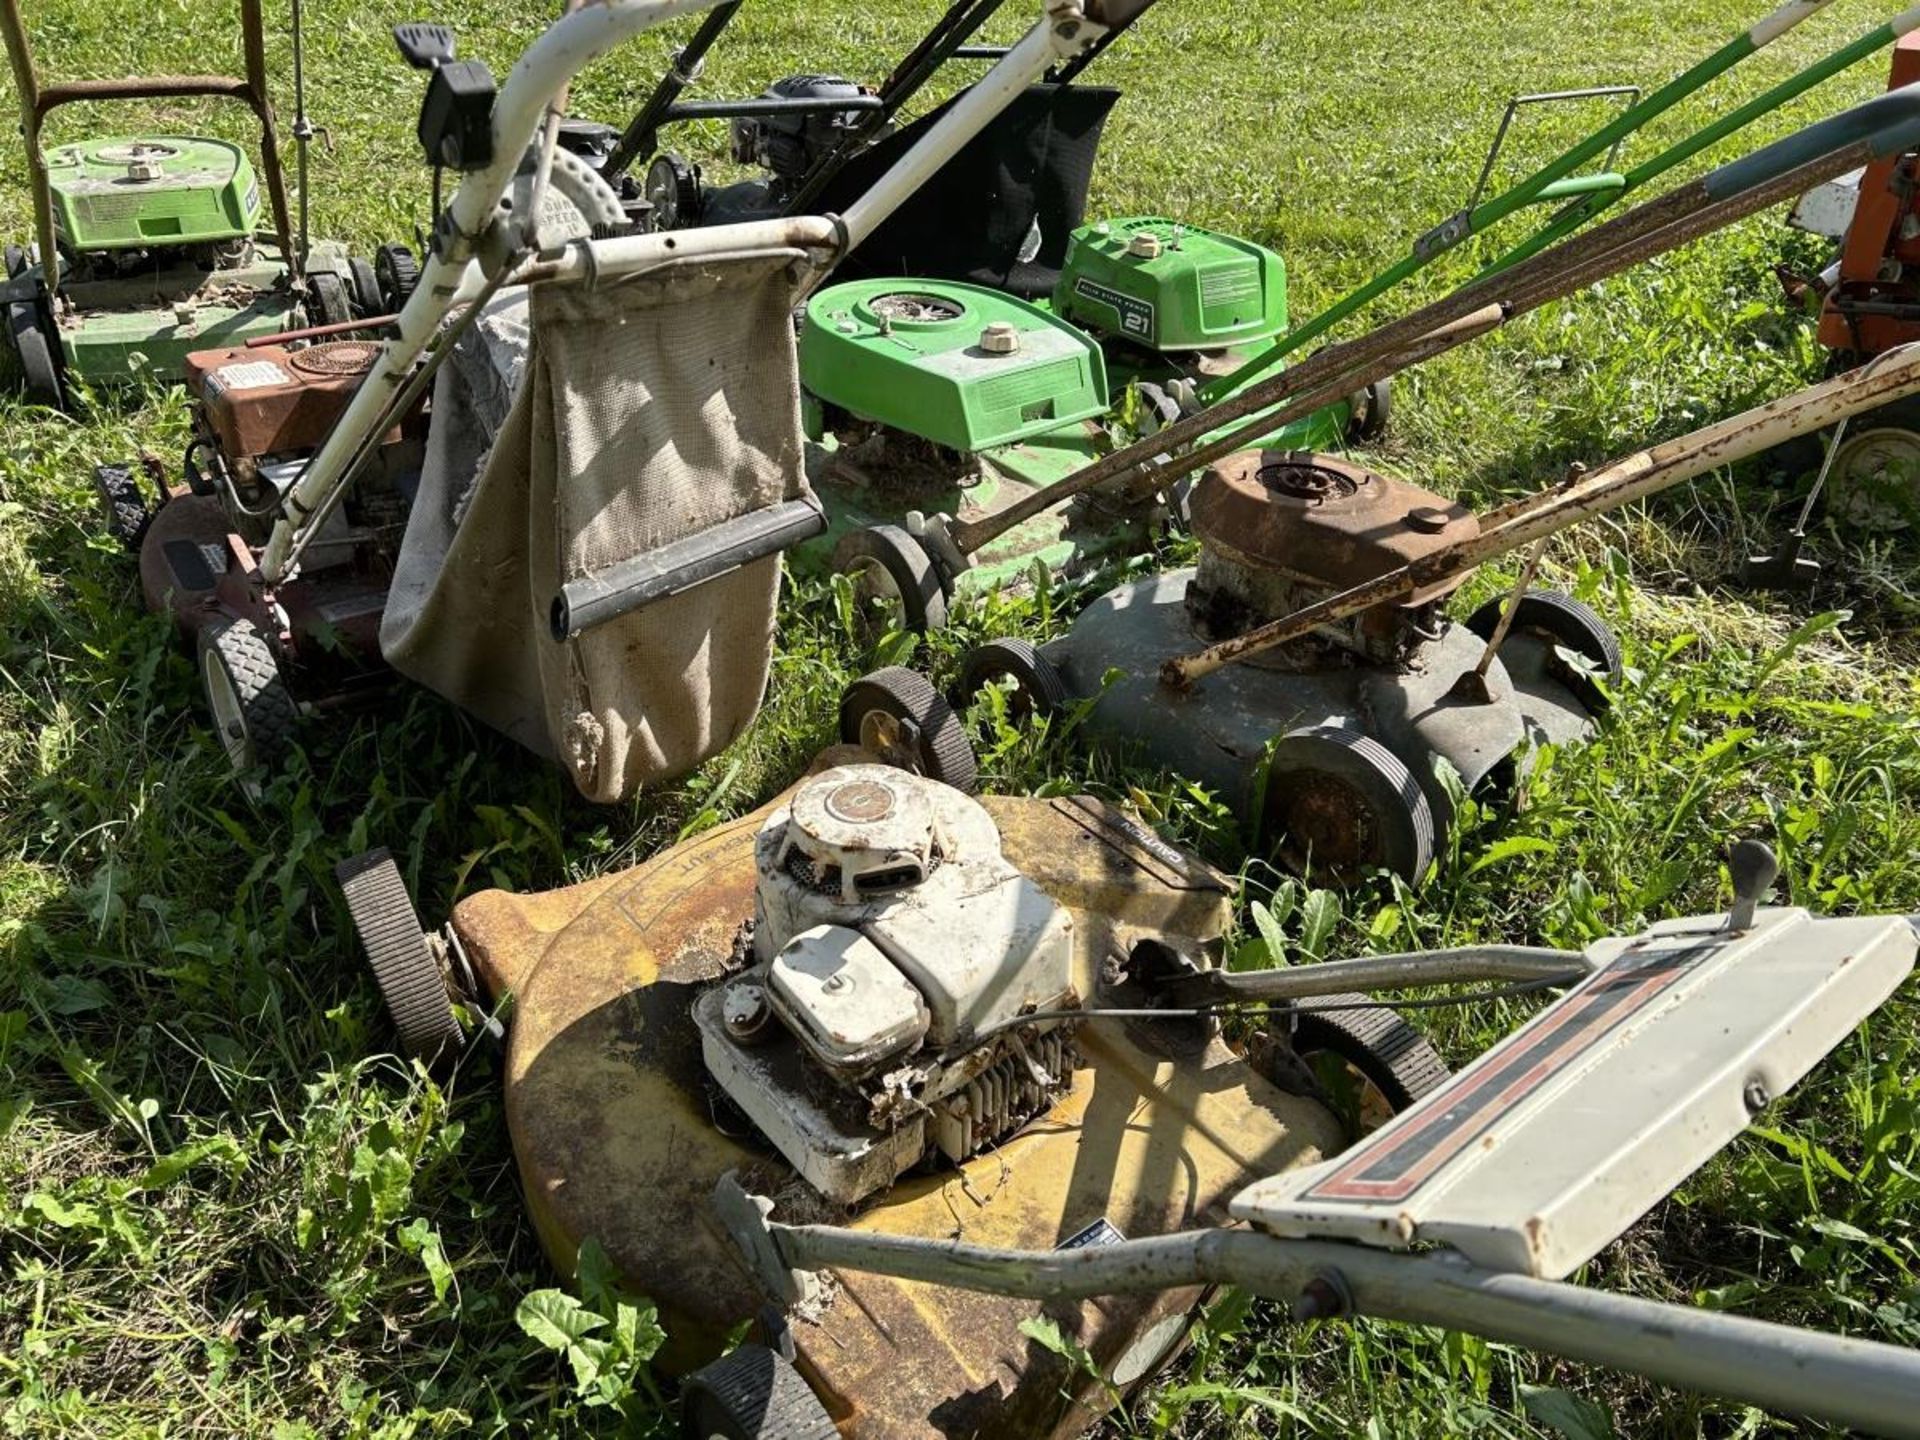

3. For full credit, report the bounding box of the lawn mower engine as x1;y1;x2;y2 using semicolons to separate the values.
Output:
696;764;1078;1205
662;74;879;228
988;451;1622;883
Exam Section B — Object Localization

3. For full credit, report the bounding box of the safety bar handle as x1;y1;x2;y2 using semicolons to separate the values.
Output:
550;494;827;641
1706;80;1920;199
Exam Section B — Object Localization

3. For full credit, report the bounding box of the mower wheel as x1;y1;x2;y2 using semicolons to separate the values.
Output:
1823;398;1920;532
347;256;383;318
1263;726;1434;885
1466;589;1620;715
839;666;978;794
3;244;23;279
93;462;152;550
7;294;63;408
1346;376;1392;443
374;244;421;311
307;271;351;328
197;618;297;780
337;849;466;1067
833;524;947;635
1289;994;1449;1133
680;1344;837;1440
956;638;1068;723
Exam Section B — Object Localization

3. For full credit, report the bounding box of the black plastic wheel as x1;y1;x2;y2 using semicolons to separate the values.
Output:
8;294;63;407
832;524;947;635
839;666;979;793
1465;589;1621;715
347;256;383;318
680;1344;836;1440
1346;375;1392;443
374;243;420;311
645;151;703;231
336;849;466;1067
307;271;351;328
1290;994;1449;1133
197;618;297;778
93;462;152;550
956;638;1069;723
1262;726;1435;885
3;244;24;279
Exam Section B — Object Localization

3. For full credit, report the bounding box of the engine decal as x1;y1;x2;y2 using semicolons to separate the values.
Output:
1071;276;1155;340
1303;937;1721;1204
1058;1216;1126;1250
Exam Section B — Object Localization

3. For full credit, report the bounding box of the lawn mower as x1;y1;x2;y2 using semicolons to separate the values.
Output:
830;97;1920;885
815;1;1920;633
128;0;1148;800
0;0;384;410
335;754;1920;1436
336;747;1451;1436
713;840;1920;1439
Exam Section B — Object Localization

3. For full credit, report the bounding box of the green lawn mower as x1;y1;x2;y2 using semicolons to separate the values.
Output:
0;0;378;409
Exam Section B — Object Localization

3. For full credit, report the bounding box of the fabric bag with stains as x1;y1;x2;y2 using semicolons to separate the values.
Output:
381;247;818;801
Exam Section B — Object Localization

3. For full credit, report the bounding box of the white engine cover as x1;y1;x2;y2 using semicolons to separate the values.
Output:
754;766;1074;1046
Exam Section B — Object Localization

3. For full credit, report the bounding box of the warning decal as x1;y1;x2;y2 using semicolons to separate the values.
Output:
1304;939;1719;1205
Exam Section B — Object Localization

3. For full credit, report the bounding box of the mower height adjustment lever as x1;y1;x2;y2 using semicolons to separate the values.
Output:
393;23;456;69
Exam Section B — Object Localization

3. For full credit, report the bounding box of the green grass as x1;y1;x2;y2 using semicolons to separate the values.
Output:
3;0;1920;1435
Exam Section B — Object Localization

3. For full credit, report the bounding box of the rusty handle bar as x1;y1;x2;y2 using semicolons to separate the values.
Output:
942;83;1920;559
754;1220;1920;1438
1160;342;1920;690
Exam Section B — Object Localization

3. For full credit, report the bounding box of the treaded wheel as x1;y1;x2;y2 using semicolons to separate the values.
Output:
1346;375;1391;443
307;271;351;328
197;618;297;779
374;243;420;311
1263;726;1434;885
680;1344;836;1440
336;849;465;1066
93;462;151;550
1290;993;1449;1133
956;638;1068;723
8;294;63;407
1466;589;1621;714
839;666;978;793
347;256;383;318
832;524;947;635
3;244;24;279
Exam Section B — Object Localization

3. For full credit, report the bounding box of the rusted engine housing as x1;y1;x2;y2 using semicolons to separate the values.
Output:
187;340;384;464
1187;452;1477;666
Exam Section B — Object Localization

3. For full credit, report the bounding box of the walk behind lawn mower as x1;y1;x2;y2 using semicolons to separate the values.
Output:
335;750;1920;1437
811;0;1920;632
127;0;1150;800
0;0;386;411
838;90;1920;886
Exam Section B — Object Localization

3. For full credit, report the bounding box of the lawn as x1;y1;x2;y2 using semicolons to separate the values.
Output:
3;0;1919;1436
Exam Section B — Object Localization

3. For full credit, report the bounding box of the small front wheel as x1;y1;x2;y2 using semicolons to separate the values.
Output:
1284;996;1450;1137
1466;589;1621;715
680;1344;837;1440
337;849;466;1067
1262;726;1434;885
955;638;1068;724
839;666;978;793
832;524;948;636
197;618;297;782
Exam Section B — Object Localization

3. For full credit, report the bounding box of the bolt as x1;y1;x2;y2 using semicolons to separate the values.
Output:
821;972;850;994
722;982;771;1042
1743;1076;1772;1114
1405;505;1452;534
1291;1270;1352;1322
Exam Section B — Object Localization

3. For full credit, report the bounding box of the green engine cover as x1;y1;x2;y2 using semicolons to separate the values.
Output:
801;279;1108;453
47;135;260;251
1054;216;1287;352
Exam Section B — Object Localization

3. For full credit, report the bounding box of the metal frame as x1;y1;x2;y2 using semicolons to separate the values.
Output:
0;0;298;297
257;0;1113;583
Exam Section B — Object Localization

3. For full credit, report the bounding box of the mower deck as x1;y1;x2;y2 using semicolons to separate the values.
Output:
449;757;1346;1437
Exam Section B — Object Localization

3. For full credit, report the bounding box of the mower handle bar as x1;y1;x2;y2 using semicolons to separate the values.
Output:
721;1182;1920;1439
